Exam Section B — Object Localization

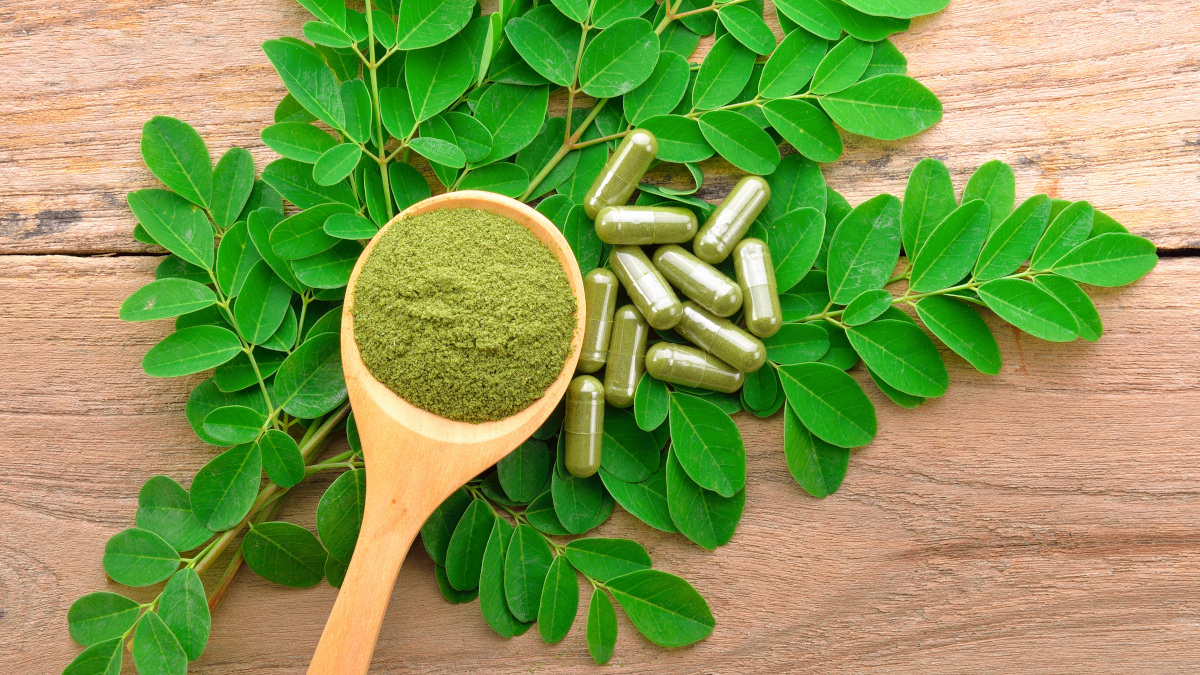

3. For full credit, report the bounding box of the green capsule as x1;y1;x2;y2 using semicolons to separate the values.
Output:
564;375;605;478
594;206;698;245
604;305;649;408
578;268;619;373
583;129;659;219
675;301;767;373
652;244;743;318
732;238;783;338
608;245;683;331
644;342;744;393
693;175;771;264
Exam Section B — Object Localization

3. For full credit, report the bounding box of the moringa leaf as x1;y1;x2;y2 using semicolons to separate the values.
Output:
136;476;213;552
693;34;756;111
458;162;530;198
819;74;942;141
241;521;327;588
599;463;677;533
102;528;180;587
190;442;261;530
421;488;473;567
504;523;554;621
67;593;141;647
606;568;715;647
497;439;551;504
258;429;305;488
142;326;242;378
120;279;217;322
446;498;495;591
537;555;579;644
339;79;372;145
157;568;210;661
913;295;1002;374
962;160;1016;233
762;99;843;163
505;6;581;87
699;110;780;174
233;260;293;344
810;36;873;95
1051;232;1158;287
977;278;1078;342
974;194;1052;281
719;4;776;55
741;362;780;411
270;202;353;259
1034;274;1103;342
475;84;549;163
579;18;660;98
900;157;956;259
586;589;619;664
783;403;849;498
394;0;474;49
202;405;267;445
312;143;362;186
140;116;212;209
273;332;346;417
841;0;949;18
1031;200;1095;270
623;51;691;126
210;147;255;229
638;114;715;163
634;372;670;431
773;0;842;40
127;189;215;270
759;28;827;98
552;460;607;533
665;450;744;549
316;468;366;563
406;34;475;123
841;288;893;326
669;393;746;497
479;519;533;637
777;361;877;447
825;193;901;303
763;322;830;364
601;408;660;482
909;199;990;293
262;158;357;210
215;221;263;297
847;319;949;397
862;38;908;78
262;40;345;131
768;207;827;291
131;609;187;675
565;538;652;582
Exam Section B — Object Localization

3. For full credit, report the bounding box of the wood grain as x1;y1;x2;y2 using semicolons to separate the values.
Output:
2;255;1198;673
1;0;1198;254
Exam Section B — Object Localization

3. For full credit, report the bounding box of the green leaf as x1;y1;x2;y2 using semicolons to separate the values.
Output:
210;147;255;229
586;589;619;664
563;204;603;271
293;239;361;289
498;439;551;503
127;189;215;270
132;609;187;675
1034;275;1102;342
325;555;349;588
773;0;842;40
579;18;660;98
271;202;354;259
639;114;715;163
323;212;378;240
296;0;345;27
136;476;212;552
274;332;346;417
302;20;356;48
913;296;1002;374
900;157;956;259
242;521;327;587
760;28;827;98
537;555;579;644
339;79;372;144
120;279;216;322
634;372;670;431
777;361;876;447
263;158;357;210
863;38;908;78
607;568;715;647
67;593;140;647
600;407;659;482
433;562;477;602
1031;200;1096;270
260;304;298;350
140;116;212;208
157;568;210;661
762;99;843;163
457;162;529;198
698;110;780;174
599;463;677;533
549;0;589;22
962;160;1016;233
316;468;366;563
202;405;267;445
974;194;1052;281
565;538;652;582
475;84;549;163
185;377;269;445
190;442;261;530
840;0;949;18
312;143;362;186
763;322;830;364
977;278;1078;342
660;19;702;56
825;193;901;304
668;393;745;497
232;260;291;343
102;528;180;587
783;403;849;497
741;362;780;411
909;199;990;293
63;637;123;675
406;35;475;124
847;319;948;397
274;93;318;124
215;221;263;298
394;0;473;49
526;489;571;535
768;207;827;291
693;34;756;110
441;111;493;163
761;153;827;226
379;85;416;142
819;74;942;141
552;462;607;533
214;348;286;393
421;488;473;566
719;4;775;54
504;523;554;621
385;163;429;215
811;36;873;95
842;288;893;326
446;498;495;590
665;450;744;549
156;254;210;284
1052;232;1157;287
142;326;241;378
817;320;859;369
479;519;533;637
505;6;581;87
257;429;305;488
262;40;345;130
244;212;302;296
624;51;691;126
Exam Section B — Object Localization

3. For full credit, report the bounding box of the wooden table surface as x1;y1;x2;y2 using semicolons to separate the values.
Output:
3;0;1199;672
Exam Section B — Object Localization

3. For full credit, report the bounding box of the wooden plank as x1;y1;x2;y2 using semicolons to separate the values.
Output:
1;0;1198;254
2;255;1197;672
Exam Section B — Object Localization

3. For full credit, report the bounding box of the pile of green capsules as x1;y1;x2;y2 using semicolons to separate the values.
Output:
561;128;779;479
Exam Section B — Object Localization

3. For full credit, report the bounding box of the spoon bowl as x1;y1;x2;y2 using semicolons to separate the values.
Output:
307;190;585;675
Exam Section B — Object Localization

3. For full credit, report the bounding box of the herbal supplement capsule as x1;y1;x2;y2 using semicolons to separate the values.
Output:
675;301;767;373
582;129;659;219
578;268;619;373
644;342;745;393
603;305;649;408
693;175;772;264
732;237;783;338
564;375;605;478
608;244;683;331
594;206;698;245
651;244;743;318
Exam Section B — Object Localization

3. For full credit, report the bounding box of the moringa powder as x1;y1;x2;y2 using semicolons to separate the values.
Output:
352;207;576;423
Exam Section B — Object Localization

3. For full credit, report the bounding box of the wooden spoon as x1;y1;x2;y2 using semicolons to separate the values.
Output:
307;191;585;675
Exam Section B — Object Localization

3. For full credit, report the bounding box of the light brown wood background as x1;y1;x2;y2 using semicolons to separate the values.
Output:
2;0;1199;673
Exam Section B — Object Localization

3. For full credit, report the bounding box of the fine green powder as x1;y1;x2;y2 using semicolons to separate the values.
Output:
352;207;577;423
